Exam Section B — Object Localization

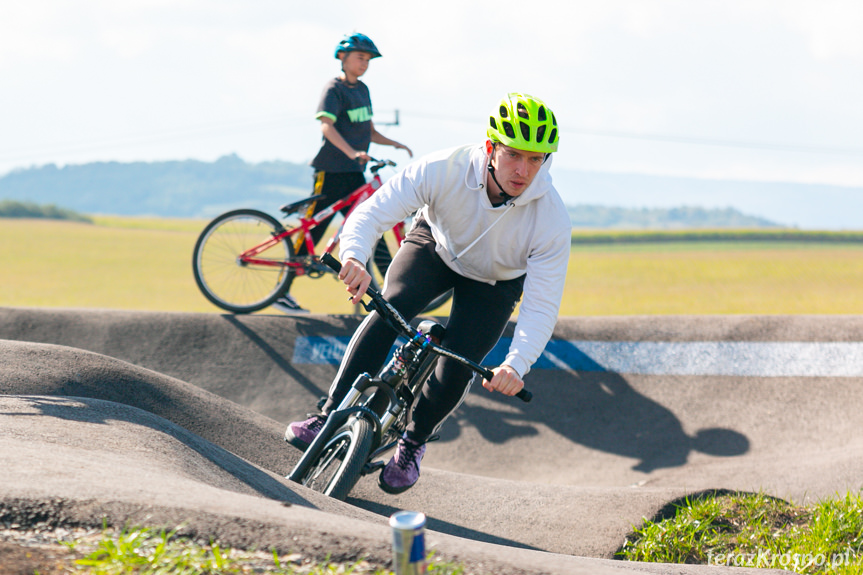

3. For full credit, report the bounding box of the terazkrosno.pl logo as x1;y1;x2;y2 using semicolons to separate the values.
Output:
707;549;855;570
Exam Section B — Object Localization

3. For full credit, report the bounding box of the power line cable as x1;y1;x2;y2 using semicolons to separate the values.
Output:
400;110;863;157
3;110;861;169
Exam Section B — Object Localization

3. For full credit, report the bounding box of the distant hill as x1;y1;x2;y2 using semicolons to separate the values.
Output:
0;154;313;218
568;204;781;229
0;154;818;228
553;169;863;230
0;199;92;222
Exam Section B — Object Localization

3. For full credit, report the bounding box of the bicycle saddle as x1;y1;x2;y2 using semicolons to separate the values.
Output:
279;194;329;216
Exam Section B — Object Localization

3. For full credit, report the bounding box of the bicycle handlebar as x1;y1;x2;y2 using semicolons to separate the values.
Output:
321;253;532;403
367;158;396;175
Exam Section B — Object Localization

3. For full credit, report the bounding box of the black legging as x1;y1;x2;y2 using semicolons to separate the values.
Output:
323;215;525;441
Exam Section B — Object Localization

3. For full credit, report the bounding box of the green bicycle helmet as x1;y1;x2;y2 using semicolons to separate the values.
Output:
487;93;559;153
334;33;382;59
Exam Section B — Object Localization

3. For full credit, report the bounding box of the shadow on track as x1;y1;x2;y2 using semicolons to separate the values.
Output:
348;497;543;552
439;369;750;473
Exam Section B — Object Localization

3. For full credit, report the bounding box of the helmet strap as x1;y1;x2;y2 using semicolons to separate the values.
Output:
486;142;514;205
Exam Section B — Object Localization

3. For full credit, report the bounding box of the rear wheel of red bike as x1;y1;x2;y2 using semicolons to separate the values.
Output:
299;416;374;500
192;209;295;313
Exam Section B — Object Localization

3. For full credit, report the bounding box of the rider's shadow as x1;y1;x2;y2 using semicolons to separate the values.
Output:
437;342;750;473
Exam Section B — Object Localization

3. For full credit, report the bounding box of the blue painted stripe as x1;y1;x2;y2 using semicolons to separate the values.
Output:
292;336;349;365
291;337;863;377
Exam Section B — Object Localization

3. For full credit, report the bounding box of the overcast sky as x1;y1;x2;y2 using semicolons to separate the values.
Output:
2;0;862;189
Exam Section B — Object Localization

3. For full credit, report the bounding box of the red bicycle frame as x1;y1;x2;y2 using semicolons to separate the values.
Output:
236;169;406;276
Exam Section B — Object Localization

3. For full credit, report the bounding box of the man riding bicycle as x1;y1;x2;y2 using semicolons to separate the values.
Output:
286;93;571;493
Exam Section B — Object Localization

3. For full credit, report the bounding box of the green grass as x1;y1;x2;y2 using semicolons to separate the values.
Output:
566;240;863;315
571;228;863;244
617;490;863;573
4;216;863;315
58;524;465;574
38;492;863;573
91;214;207;232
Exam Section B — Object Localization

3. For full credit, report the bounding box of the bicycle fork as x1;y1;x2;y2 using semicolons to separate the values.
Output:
286;338;426;484
287;374;380;483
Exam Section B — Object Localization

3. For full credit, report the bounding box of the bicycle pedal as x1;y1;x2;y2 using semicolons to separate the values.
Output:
363;460;386;476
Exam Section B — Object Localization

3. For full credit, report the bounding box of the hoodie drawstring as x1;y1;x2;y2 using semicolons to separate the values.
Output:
451;203;514;262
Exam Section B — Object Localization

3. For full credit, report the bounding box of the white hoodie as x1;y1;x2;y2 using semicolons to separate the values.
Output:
340;143;572;377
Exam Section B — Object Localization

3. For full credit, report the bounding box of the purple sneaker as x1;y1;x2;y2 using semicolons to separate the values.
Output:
285;414;326;451
379;436;426;494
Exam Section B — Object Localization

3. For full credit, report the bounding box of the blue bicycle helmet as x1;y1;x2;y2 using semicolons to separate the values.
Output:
334;33;382;59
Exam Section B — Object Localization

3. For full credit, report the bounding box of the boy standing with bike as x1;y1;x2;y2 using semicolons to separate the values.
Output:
273;32;413;314
286;93;571;494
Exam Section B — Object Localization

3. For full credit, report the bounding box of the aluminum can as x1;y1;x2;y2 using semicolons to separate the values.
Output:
389;510;426;574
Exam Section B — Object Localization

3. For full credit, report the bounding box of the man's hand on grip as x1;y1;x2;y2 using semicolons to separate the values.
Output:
483;365;524;397
339;257;372;304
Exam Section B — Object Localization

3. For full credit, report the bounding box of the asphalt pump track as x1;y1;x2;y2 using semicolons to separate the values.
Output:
2;307;861;573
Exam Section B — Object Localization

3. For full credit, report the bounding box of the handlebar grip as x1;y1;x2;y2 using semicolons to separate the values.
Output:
321;252;341;273
478;366;532;403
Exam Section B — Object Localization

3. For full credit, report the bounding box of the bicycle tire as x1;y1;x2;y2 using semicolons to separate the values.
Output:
370;238;453;314
299;416;374;500
192;209;295;314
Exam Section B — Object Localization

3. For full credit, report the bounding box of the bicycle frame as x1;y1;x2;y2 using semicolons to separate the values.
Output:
236;162;405;277
287;254;530;495
288;318;441;485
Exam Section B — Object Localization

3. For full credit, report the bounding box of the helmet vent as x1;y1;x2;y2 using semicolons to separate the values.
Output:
538;106;547;122
517;102;529;119
549;128;558;144
489;118;497;131
519;121;531;141
499;105;509;119
503;121;516;139
536;125;546;143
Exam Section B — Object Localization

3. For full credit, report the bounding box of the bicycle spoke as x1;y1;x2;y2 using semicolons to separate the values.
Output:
193;210;294;313
305;436;349;491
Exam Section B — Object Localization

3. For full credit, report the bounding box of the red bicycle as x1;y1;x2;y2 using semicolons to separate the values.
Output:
192;159;450;314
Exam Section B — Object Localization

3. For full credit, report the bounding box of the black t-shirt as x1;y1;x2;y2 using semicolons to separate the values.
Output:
311;78;373;173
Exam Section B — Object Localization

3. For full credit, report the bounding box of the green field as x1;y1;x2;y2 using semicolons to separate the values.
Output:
3;216;863;315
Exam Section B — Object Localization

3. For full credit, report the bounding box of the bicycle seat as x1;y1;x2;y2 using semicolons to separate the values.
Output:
280;194;329;216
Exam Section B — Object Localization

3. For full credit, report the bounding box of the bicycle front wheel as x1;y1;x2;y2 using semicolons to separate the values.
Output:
299;416;374;500
192;209;295;314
